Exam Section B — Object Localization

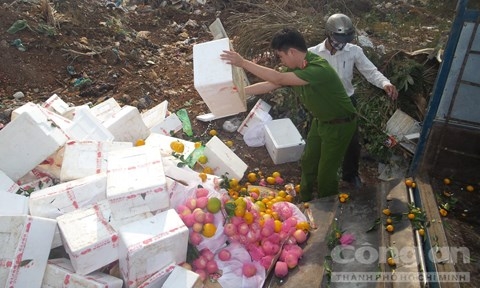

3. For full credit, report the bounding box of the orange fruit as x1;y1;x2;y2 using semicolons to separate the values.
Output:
387;257;396;267
418;228;425;236
199;173;207;182
225;140;234;147
255;201;266;212
296;221;310;232
405;179;413;187
466;185;474;192
443;178;451;185
243;211;254;224
203;167;214;175
135;139;145;146
209;129;217;136
383;208;391;216
335;232;342;239
278;190;287;198
339;196;346;203
386;218;393;225
247;172;257;183
272;171;281;178
295;184;301;193
234;205;245;217
439;208;448;217
407;213;415;220
266;176;276;185
170;141;185;153
202;223;217;238
285;195;293;202
194;141;202;149
197;155;208;164
273;220;282;233
229;178;239;188
386;225;394;232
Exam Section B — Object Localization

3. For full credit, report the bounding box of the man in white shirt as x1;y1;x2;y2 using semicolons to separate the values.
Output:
308;13;398;189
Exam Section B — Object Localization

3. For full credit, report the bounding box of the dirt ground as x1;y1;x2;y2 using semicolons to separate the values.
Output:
1;0;478;286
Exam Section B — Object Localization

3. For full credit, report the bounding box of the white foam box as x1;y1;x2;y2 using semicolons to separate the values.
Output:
0;106;68;181
66;105;115;142
203;136;247;180
237;99;272;135
42;93;71;115
141;100;169;130
0;191;29;215
35;146;65;180
106;146;170;220
0;170;20;193
60;140;133;182
193;37;247;118
264;118;306;165
57;200;120;275
90;97;122;123
118;209;189;288
103;105;151;143
0;215;56;288
162;265;203;288
42;258;124;288
137;264;175;288
145;133;196;158
29;173;107;219
149;113;183;136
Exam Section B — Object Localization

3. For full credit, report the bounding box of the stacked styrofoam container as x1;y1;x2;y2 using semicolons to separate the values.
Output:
0;215;57;288
141;100;183;136
66;105;115;141
0;191;29;215
90;97;122;123
106;145;170;221
57;200;120;275
118;209;189;288
193;37;247;119
42;258;123;288
264;118;306;165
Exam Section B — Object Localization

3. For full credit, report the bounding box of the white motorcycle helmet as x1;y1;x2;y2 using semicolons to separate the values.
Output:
325;13;355;43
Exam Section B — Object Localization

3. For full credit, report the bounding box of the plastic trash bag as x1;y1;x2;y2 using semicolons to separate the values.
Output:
243;123;267;147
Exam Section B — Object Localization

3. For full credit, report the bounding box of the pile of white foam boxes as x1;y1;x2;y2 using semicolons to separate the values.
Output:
0;94;246;288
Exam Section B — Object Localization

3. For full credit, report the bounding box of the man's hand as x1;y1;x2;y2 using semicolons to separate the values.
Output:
384;84;398;100
220;50;245;67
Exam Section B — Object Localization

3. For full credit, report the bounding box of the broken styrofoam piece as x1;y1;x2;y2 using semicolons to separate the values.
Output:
161;265;203;288
106;146;170;221
193;37;247;120
0;191;29;215
29;173;107;219
237;99;272;135
66;105;115;142
42;258;124;288
202;136;248;180
103;105;151;143
57;200;120;275
60;140;133;182
35;145;65;180
0;215;57;288
90;97;122;123
118;209;189;288
141;100;169;130
0;170;21;194
0;106;68;181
